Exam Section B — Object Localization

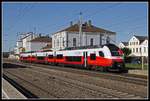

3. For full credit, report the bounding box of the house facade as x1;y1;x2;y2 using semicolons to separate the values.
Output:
119;35;148;57
29;36;52;51
14;32;51;54
128;35;148;57
52;20;116;51
22;32;39;52
14;32;36;54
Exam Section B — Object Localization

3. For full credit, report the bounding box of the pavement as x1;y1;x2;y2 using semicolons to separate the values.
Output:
128;69;148;77
2;78;27;99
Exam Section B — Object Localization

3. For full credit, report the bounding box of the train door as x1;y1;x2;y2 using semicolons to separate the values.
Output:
54;51;57;65
83;51;88;68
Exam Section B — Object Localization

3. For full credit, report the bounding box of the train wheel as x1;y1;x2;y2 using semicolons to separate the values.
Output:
99;67;107;72
87;65;92;70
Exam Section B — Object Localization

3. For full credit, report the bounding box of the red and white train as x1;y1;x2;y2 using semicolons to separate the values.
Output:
19;44;125;72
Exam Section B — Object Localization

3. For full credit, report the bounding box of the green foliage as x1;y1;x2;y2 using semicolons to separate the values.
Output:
121;47;131;57
125;63;148;70
22;48;25;52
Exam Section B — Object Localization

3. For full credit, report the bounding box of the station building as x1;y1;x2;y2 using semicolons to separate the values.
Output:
52;20;116;51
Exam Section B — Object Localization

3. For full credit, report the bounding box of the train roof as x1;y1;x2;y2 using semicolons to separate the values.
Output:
60;43;118;51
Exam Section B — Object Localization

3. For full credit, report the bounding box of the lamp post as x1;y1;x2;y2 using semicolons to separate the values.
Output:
79;12;82;47
142;56;144;70
140;47;144;70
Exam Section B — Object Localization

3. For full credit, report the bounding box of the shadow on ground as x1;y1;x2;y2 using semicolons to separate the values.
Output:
3;63;27;69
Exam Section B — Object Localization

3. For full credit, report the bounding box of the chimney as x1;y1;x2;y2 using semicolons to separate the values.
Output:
70;21;73;26
88;20;92;26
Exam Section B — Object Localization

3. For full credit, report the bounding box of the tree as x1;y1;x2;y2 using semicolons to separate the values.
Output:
21;47;25;52
121;47;131;58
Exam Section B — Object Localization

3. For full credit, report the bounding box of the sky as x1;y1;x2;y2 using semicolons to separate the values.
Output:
2;2;148;52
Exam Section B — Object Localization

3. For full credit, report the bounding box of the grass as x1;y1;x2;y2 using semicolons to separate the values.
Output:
125;63;148;70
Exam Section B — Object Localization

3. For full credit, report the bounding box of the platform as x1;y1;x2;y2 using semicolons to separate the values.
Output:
2;78;27;99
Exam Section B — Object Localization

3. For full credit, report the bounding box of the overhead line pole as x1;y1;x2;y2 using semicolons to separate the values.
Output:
79;12;82;47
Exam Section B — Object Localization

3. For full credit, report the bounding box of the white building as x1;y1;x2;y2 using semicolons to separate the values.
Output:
21;32;38;52
14;40;23;54
28;36;52;51
14;32;52;54
128;35;148;57
14;32;38;54
119;35;148;57
52;20;116;51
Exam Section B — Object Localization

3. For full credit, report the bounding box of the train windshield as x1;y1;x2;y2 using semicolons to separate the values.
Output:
104;44;121;56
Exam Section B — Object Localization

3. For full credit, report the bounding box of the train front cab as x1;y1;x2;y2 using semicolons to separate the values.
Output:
104;44;125;72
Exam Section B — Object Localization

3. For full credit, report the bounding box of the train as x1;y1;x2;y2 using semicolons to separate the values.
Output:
19;43;125;72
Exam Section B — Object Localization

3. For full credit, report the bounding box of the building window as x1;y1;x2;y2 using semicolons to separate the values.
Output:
106;36;110;44
62;38;65;47
136;42;138;45
139;48;141;53
57;39;59;47
144;47;146;53
136;48;138;53
73;38;76;47
133;48;135;53
90;38;93;46
54;40;55;48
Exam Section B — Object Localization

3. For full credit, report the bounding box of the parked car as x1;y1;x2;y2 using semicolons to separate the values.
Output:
131;59;141;64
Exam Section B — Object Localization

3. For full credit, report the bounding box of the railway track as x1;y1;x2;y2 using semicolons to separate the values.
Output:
3;61;147;86
3;62;148;99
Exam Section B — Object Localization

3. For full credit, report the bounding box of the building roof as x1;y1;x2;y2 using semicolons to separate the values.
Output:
121;42;128;46
30;36;52;43
53;22;116;34
134;35;148;44
20;32;34;40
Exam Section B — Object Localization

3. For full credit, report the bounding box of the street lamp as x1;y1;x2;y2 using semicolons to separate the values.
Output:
140;47;144;70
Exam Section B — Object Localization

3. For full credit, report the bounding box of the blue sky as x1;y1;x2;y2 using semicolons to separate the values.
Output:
2;2;148;52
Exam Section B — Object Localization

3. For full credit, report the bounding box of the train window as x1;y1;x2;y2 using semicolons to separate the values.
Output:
37;56;45;60
90;53;96;60
57;54;63;59
23;57;27;59
111;51;120;56
99;51;104;57
48;55;53;59
66;56;81;62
